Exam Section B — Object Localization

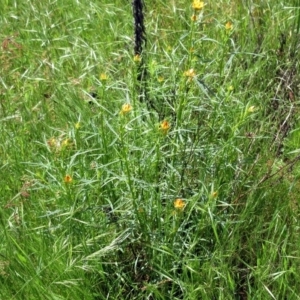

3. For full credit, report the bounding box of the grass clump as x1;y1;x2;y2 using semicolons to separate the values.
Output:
0;0;300;299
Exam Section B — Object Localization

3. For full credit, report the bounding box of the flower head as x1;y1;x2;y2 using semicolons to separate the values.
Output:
211;191;218;198
75;122;81;129
192;0;204;11
133;54;141;62
160;120;170;134
47;136;73;152
191;14;197;22
225;21;233;31
100;73;108;81
120;103;133;115
174;198;186;210
47;137;58;148
157;76;164;83
247;106;256;113
61;138;71;148
184;68;196;78
64;174;73;184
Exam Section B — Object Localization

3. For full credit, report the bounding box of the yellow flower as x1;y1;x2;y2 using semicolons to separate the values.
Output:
184;68;196;78
64;174;73;184
61;138;71;147
133;54;141;62
47;137;57;148
174;198;186;210
100;73;108;81
75;122;81;129
211;191;218;198
160;120;170;134
157;76;164;83
120;103;132;115
191;14;197;22
247;106;256;113
47;136;73;152
225;21;233;31
192;0;204;11
227;85;234;91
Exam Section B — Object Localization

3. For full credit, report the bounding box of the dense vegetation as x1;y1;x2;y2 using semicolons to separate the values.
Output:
1;0;300;299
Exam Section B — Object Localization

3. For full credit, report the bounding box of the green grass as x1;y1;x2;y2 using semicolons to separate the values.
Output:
1;0;300;299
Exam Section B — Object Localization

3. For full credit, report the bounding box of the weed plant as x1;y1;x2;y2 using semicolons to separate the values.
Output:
0;0;300;299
